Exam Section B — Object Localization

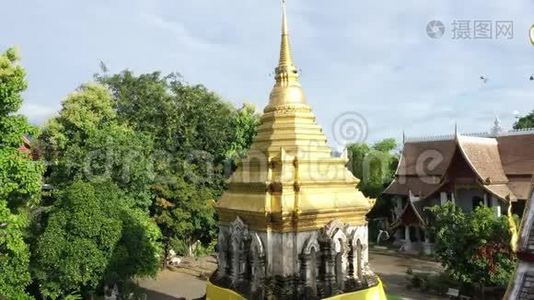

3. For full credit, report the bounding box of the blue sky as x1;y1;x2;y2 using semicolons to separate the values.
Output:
2;0;534;146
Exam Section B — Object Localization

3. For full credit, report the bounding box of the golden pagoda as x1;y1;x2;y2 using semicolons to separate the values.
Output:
206;2;386;299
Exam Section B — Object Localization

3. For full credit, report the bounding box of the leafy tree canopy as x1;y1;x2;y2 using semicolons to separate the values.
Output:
513;110;534;129
39;84;155;210
39;83;116;159
35;82;162;297
346;138;399;218
0;200;32;299
33;181;161;299
227;102;260;159
0;47;43;299
98;71;243;161
0;48;43;209
96;70;258;256
428;203;516;287
347;138;398;197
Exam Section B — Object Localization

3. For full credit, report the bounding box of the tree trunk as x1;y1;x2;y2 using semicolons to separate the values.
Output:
162;238;169;269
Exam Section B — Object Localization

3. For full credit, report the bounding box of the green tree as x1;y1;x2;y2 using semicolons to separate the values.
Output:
98;72;237;161
33;181;122;298
0;200;32;299
35;83;162;297
97;70;258;256
227;102;260;159
428;203;516;288
38;83;116;160
39;84;155;210
0;48;44;209
346;138;398;218
0;47;44;299
33;181;161;298
514;110;534;129
152;176;217;259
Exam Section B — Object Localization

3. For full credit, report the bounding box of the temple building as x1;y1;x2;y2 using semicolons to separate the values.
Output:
206;2;385;299
384;125;534;254
18;135;39;160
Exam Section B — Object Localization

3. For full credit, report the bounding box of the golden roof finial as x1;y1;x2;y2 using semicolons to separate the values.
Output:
267;0;307;110
275;0;298;85
279;0;293;69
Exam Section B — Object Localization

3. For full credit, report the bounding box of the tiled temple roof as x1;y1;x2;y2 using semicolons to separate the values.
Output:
384;128;534;201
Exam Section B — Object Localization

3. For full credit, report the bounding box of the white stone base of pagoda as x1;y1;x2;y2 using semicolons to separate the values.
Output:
211;217;380;299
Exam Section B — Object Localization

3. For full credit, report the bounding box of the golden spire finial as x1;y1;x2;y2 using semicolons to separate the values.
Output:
279;0;293;68
274;0;299;86
266;0;307;109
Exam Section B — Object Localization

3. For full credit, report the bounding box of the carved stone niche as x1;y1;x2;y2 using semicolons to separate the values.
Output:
249;232;266;297
298;220;353;299
216;228;229;279
319;220;349;296
300;233;320;299
213;217;267;298
346;225;378;289
229;217;249;290
349;229;364;288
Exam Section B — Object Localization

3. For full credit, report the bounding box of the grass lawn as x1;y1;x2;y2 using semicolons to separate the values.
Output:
386;294;403;300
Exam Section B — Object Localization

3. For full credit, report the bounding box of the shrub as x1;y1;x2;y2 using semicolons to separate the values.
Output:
427;203;516;289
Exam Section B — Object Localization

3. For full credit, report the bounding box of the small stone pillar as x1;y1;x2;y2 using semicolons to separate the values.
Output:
230;240;240;284
404;226;412;251
440;192;447;205
422;230;432;255
327;251;337;293
491;197;501;217
299;253;316;297
251;255;266;297
216;238;227;279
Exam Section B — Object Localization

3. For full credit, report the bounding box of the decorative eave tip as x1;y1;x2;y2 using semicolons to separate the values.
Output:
454;122;460;141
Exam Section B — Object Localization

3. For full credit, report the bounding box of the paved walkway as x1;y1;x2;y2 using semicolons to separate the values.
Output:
137;252;446;300
137;270;205;299
369;252;446;300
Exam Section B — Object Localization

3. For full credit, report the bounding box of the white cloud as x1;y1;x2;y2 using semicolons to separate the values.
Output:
20;103;58;124
1;0;533;144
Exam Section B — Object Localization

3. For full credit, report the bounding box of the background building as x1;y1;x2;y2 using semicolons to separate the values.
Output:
384;125;534;254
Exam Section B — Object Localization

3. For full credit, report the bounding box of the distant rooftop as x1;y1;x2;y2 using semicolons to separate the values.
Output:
405;127;534;143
